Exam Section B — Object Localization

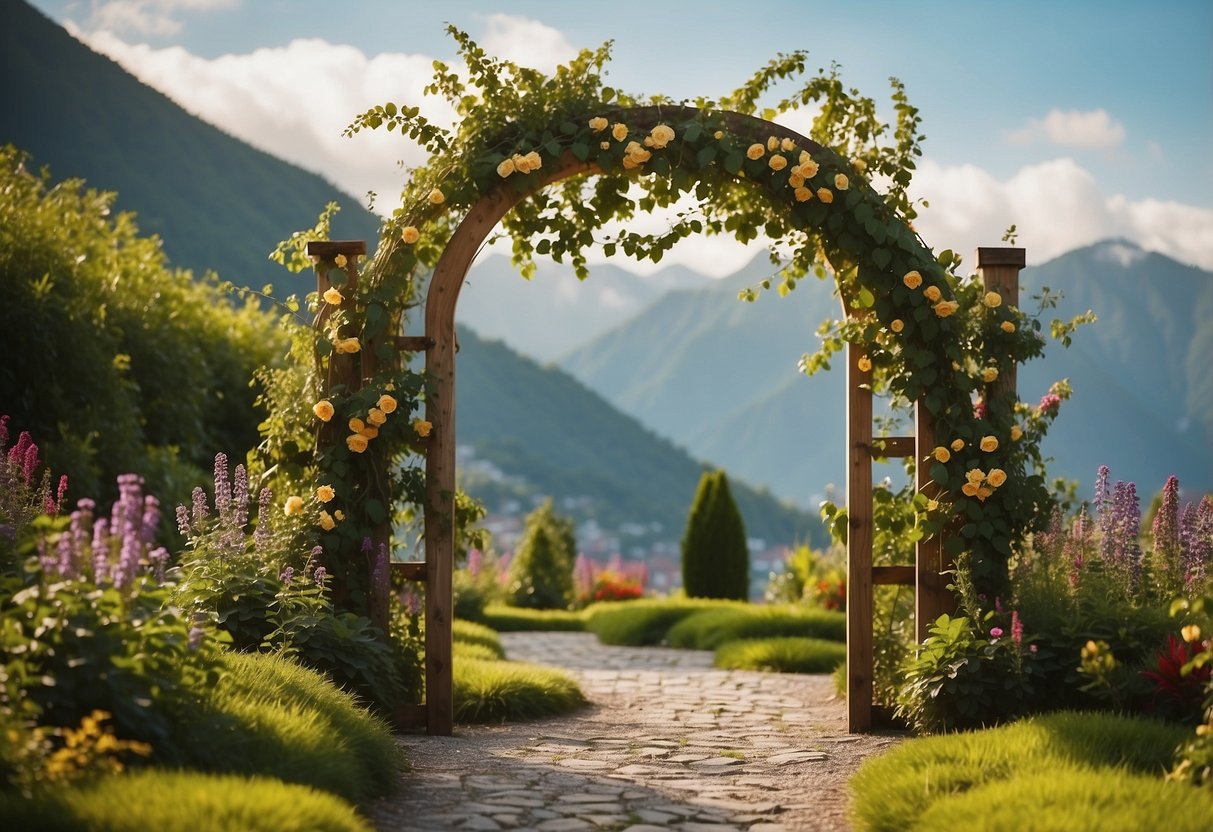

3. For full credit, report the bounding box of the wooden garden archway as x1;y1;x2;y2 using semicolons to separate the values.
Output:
320;106;1025;735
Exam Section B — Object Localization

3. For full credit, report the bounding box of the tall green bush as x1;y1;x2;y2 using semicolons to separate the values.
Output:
506;500;575;609
681;470;749;600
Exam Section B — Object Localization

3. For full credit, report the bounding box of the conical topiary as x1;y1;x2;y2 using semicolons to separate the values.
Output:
681;470;750;600
507;499;575;609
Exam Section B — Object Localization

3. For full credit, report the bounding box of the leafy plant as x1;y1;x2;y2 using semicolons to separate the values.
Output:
681;470;749;600
505;500;576;610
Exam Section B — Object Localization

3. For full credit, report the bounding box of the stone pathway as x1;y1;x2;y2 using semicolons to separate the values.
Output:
369;632;903;831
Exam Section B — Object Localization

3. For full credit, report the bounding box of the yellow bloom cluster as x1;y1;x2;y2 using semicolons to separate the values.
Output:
413;418;433;438
1001;320;1016;333
622;140;652;170
284;495;305;516
335;392;403;454
323;287;344;306
401;226;420;244
316;485;335;503
982;367;999;383
1182;624;1203;643
960;467;1007;501
42;711;151;782
428;188;445;205
933;300;959;318
497;150;543;178
313;399;335;422
1010;425;1023;441
333;337;361;354
588;116;609;132
902;270;922;289
643;123;676;149
318;510;336;531
933;446;951;463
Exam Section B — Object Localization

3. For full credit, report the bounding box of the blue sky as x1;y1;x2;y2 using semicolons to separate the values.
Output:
26;0;1213;274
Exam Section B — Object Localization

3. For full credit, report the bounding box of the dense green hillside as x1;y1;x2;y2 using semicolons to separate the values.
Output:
0;0;379;287
456;325;822;548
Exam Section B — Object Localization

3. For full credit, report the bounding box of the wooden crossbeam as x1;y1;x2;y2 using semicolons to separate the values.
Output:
869;437;916;458
393;561;427;582
872;565;916;585
395;336;435;352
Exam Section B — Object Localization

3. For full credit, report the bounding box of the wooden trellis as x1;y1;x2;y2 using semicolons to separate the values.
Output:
844;246;1024;731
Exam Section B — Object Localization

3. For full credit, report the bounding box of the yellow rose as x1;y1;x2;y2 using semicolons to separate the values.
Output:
817;187;834;204
857;356;872;372
982;367;999;383
649;123;675;148
987;468;1008;487
890;319;904;333
312;400;334;422
318;510;336;531
316;485;336;503
360;425;379;439
322;287;344;306
794;186;813;202
798;159;820;178
348;417;366;433
950;438;965;452
778;137;794;152
413;419;433;438
983;291;1002;308
377;394;397;414
523;150;542;171
980;435;999;452
923;285;942;302
902;270;922;289
1001;320;1016;333
284;495;304;516
334;254;348;268
334;510;345;521
976;487;993;501
428;188;445;205
746;143;765;160
335;337;361;354
834;173;849;190
1182;624;1202;643
496;157;516;178
1010;425;1023;441
961;482;980;497
934;300;959;318
933;446;951;463
600;141;610;150
346;433;369;453
714;130;724;140
768;154;788;171
788;172;805;189
401;226;420;244
588;116;608;132
966;468;986;484
611;122;628;141
767;136;779;151
368;407;387;426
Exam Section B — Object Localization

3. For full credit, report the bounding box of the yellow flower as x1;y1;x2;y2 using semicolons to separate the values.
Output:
780;137;796;152
401;226;420;244
966;468;986;484
834;173;849;190
987;468;1007;487
982;367;999;383
890;319;904;333
318;511;336;531
934;300;959;318
926;498;939;511
496;157;516;178
793;186;813;202
377;394;398;414
976;486;994;501
335;337;361;354
853;158;868;173
816;187;834;204
588;116;609;132
1182;624;1202;643
360;425;379;439
1010;425;1023;441
600;141;611;150
334;510;345;521
521;151;542;172
980;435;999;452
312;400;334;422
334;253;348;268
857;356;872;372
923;285;942;302
322;287;344;306
346;433;369;453
788;172;805;189
983;291;1002;308
961;482;980;497
611;122;628;141
933;446;951;463
284;495;304;516
714;130;724;140
1001;320;1016;333
799;150;812;165
746;143;766;160
348;417;366;433
767;136;779;151
649;123;676;148
368;407;387;426
950;438;965;452
798;159;820;178
428;188;445;205
902;270;923;289
316;485;336;503
768;154;788;171
413;419;433;438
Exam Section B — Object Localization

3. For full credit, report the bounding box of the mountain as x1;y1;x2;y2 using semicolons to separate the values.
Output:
455;325;822;550
0;0;380;287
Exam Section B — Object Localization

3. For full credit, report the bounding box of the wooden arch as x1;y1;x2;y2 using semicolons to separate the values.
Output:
375;105;1023;734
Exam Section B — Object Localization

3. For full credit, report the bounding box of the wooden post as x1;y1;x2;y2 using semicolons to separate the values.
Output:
976;247;1025;398
914;403;947;642
846;343;874;732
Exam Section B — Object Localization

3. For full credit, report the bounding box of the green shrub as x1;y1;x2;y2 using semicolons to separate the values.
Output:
681;470;749;600
666;605;846;650
481;604;585;632
583;598;719;646
453;619;505;658
175;652;400;803
850;711;1190;832
454;658;585;723
0;770;371;832
714;637;846;673
506;500;576;609
453;642;502;662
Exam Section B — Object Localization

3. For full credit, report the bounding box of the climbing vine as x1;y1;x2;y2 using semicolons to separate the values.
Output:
265;26;1073;618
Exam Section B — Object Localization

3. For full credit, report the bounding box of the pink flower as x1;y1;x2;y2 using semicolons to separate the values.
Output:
990;627;1004;638
1011;611;1024;646
1039;393;1062;414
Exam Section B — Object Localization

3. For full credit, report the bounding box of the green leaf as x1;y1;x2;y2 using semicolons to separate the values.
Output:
930;462;949;487
365;499;387;524
856;287;875;308
544;139;562;157
683;123;702;143
871;248;891;270
571;142;589;161
696;145;717;168
723;152;744;175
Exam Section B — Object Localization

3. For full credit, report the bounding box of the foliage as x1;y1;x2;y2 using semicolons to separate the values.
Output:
0;416;68;571
1168;593;1213;786
452;547;502;622
505;500;576;609
479;604;585;633
681;470;750;600
0;769;373;832
573;554;646;605
451;619;505;658
714;637;845;674
849;711;1195;832
453;658;585;723
582;598;721;646
0;146;281;508
666;604;846;650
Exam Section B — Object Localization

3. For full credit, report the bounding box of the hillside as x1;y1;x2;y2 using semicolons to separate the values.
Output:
0;0;380;287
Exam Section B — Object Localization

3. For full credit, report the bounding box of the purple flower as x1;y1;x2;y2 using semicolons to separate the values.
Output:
191;486;209;528
175;504;192;537
252;488;273;554
313;566;328;589
233;463;249;530
280;566;295;586
1152;475;1181;576
213;452;232;526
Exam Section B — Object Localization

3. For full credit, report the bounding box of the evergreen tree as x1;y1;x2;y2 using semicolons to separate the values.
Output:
507;499;576;609
681;470;750;600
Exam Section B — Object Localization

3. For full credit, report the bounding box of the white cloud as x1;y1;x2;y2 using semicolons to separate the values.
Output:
481;13;576;73
83;0;237;37
1007;108;1125;149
